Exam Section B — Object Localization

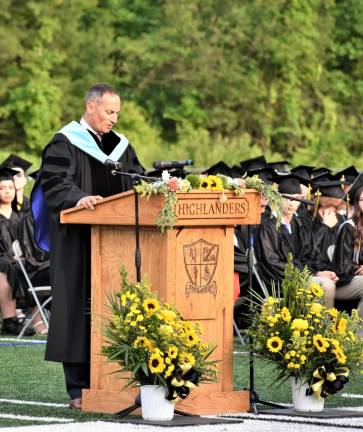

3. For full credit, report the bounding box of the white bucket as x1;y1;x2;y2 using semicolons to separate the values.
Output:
291;377;325;412
140;385;174;421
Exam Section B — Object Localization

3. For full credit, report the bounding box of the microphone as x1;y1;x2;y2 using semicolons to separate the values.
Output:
152;160;193;170
105;159;123;171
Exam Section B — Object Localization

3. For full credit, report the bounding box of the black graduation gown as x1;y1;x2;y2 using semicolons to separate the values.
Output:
312;213;345;272
332;221;362;287
37;130;144;363
256;213;319;286
12;195;30;213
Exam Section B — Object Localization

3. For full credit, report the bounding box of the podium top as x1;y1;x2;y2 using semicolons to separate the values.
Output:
60;189;261;227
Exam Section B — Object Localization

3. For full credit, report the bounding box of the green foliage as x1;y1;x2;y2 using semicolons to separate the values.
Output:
1;1;363;167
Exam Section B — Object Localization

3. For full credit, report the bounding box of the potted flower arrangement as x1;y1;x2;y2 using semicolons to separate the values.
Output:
102;268;218;420
134;171;282;232
247;257;363;412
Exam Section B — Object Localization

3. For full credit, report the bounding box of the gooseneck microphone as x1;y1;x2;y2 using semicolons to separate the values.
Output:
152;160;193;170
104;159;123;170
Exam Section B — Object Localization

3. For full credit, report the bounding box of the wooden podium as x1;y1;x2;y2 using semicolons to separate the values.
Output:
61;189;261;414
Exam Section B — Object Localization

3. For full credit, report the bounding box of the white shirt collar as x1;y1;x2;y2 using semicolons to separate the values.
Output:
80;117;100;136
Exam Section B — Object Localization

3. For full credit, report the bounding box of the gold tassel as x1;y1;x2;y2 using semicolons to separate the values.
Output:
313;190;321;220
340;175;345;189
346;194;350;217
307;183;312;201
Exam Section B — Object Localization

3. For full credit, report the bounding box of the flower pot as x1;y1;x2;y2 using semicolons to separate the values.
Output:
291;377;325;412
140;385;174;421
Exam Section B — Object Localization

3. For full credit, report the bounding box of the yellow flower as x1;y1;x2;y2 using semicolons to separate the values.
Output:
164;364;175;378
291;319;309;332
310;303;323;316
159;309;177;322
160;324;174;336
185;331;200;347
294;363;301;369
287;362;295;369
168;346;178;359
143;298;159;315
310;283;324;298
327;308;338;319
348;331;356;342
121;294;127;306
290;350;296;357
333;346;347;365
267;297;275;306
285;353;291;360
337;318;347;335
149;352;166;374
200;177;212;189
133;336;153;350
179;351;196;366
136;314;144;322
208;175;224;191
313;334;330;352
280;307;291;322
266;336;283;353
300;355;307;362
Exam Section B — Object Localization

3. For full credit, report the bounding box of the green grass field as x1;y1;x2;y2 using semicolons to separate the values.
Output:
0;338;362;428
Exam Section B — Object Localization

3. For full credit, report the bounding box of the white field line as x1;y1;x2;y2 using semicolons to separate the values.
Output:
0;399;68;408
0;338;46;344
0;413;73;423
341;393;363;399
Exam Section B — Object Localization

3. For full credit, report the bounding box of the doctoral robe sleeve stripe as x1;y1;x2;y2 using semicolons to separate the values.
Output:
44;156;71;167
42;176;64;193
42;171;67;179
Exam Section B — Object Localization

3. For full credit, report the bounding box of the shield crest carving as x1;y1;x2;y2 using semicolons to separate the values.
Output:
183;239;219;297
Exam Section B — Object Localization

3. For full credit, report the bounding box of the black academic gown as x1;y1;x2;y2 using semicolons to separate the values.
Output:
312;213;345;272
12;195;30;213
332;221;362;287
256;212;319;286
37;129;144;363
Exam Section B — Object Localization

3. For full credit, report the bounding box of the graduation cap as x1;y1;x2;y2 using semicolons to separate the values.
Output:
312;171;336;182
267;160;290;172
0;167;19;181
290;165;314;182
345;173;363;204
240;156;267;172
203;161;232;176
229;165;245;178
312;167;332;178
312;180;345;199
334;165;359;185
271;174;302;194
0;154;32;172
247;167;276;184
28;170;39;180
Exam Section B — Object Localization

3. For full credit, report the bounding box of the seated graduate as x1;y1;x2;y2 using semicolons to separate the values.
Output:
311;180;346;270
332;174;363;317
0;154;33;213
0;167;35;335
290;165;315;226
255;173;336;307
0;167;50;334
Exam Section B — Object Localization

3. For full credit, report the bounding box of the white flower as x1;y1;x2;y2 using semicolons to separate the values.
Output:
162;170;171;182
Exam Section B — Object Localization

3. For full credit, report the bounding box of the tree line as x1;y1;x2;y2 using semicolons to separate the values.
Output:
1;0;363;169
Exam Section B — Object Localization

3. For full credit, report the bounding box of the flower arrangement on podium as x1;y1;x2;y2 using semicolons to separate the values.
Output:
248;257;363;411
134;171;282;232
102;268;218;419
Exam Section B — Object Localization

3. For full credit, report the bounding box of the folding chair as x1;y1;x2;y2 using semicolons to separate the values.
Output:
12;240;51;339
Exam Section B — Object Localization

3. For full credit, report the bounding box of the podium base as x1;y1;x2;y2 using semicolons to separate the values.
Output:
82;388;250;415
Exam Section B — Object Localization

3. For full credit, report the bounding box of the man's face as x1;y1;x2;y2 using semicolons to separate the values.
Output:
0;180;15;204
85;92;121;134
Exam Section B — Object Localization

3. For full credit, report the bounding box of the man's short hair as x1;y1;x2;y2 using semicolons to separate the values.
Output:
85;83;118;103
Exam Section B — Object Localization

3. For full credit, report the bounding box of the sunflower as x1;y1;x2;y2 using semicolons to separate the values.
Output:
208;175;224;191
148;352;166;374
310;303;323;316
266;336;283;353
143;298;159;315
327;308;338;319
185;330;200;347
337;318;347;335
168;346;178;359
291;319;309;332
200;177;212;189
313;334;330;352
159;309;177;322
133;336;153;350
164;364;175;378
333;346;347;364
179;351;196;366
280;307;291;322
310;283;324;298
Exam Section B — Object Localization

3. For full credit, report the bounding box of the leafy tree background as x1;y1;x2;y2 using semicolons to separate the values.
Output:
1;0;363;170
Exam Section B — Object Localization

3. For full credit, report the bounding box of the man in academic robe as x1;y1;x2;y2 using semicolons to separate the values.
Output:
32;83;144;410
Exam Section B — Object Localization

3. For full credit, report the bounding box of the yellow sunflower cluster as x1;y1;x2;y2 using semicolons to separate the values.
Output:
248;257;363;395
102;267;218;393
199;175;224;191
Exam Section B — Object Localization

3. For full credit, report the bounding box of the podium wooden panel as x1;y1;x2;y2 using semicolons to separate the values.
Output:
61;189;261;415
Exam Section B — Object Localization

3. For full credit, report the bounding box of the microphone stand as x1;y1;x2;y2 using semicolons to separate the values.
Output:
110;169;194;418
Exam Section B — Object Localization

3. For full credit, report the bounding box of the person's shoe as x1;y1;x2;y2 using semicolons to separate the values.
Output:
69;398;82;410
1;317;36;336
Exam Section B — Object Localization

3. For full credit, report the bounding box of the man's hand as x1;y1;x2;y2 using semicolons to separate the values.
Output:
76;195;103;210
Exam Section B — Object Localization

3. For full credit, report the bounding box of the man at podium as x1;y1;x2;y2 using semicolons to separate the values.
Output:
32;83;144;410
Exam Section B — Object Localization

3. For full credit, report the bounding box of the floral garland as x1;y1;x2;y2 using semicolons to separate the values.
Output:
134;171;283;232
